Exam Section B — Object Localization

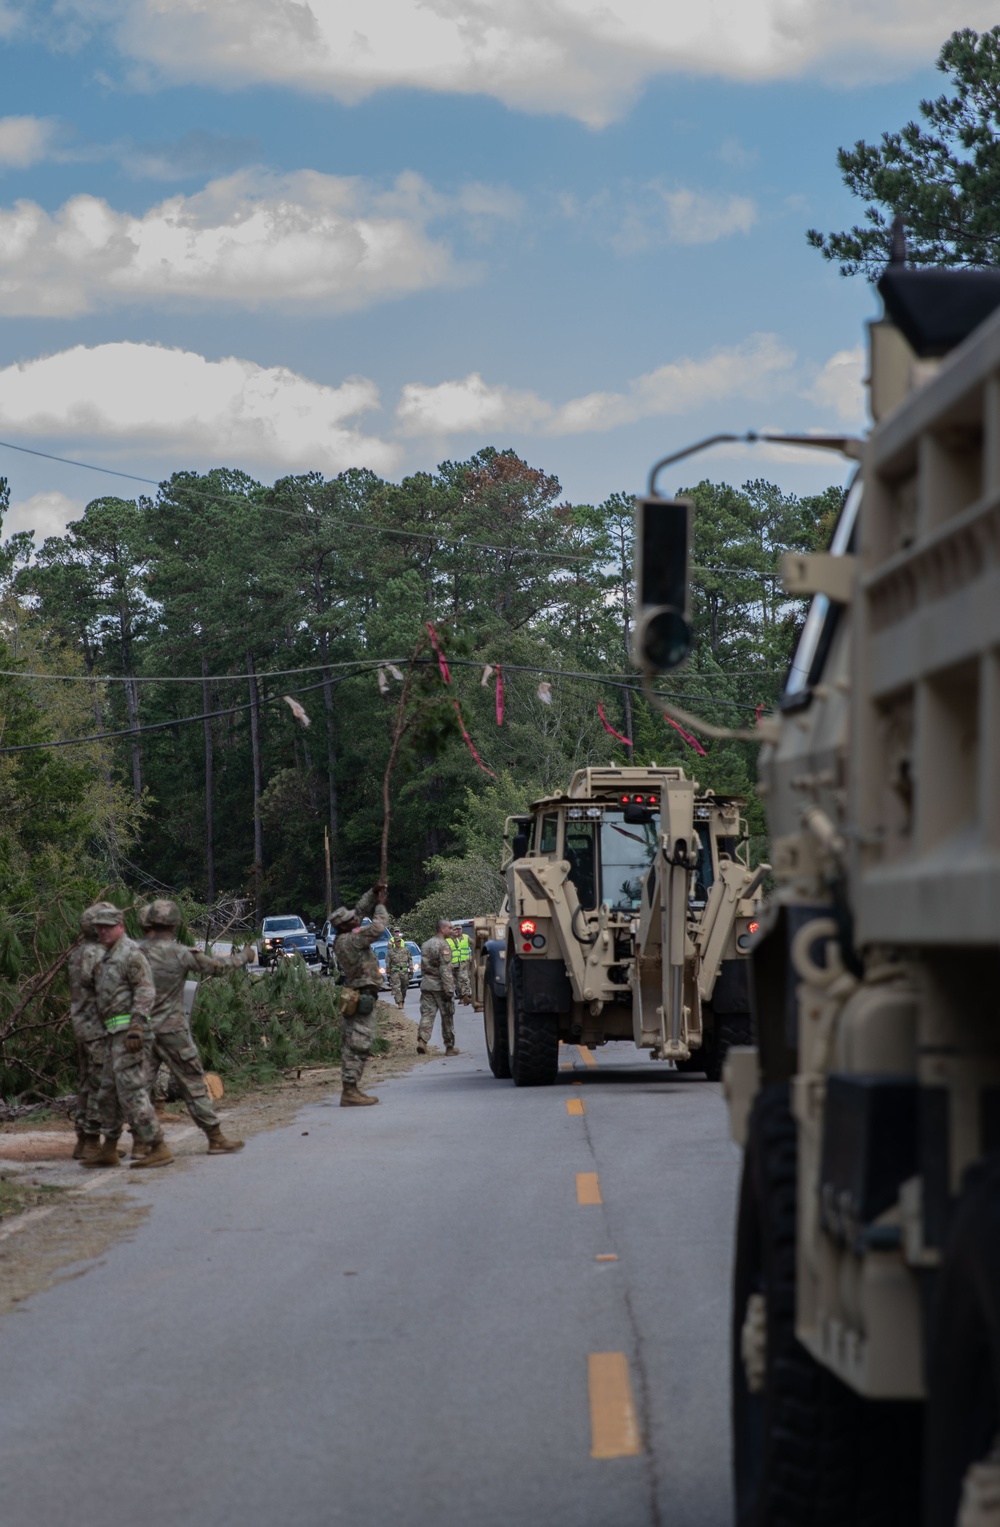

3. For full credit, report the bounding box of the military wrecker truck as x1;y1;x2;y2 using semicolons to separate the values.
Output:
470;764;766;1086
634;258;1000;1526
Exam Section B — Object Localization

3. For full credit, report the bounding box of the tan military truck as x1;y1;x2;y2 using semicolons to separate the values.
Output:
635;260;1000;1525
471;765;766;1086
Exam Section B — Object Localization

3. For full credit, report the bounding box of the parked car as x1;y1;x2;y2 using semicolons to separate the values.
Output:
259;915;318;968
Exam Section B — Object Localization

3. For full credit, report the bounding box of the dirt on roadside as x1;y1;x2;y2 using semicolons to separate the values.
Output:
0;1005;431;1319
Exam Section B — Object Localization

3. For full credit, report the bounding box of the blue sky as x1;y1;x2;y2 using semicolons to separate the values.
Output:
0;2;990;537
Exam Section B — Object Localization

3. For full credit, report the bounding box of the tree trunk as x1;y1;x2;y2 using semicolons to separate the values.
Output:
202;653;216;902
124;674;142;801
619;524;634;748
247;650;264;919
320;651;341;905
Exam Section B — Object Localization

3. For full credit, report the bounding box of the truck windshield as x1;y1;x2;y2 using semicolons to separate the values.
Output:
600;812;658;912
693;827;715;901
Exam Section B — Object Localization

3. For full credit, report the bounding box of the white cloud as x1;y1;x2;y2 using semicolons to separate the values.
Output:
0;342;398;474
397;333;796;437
5;490;85;541
809;346;866;425
0;115;58;168
58;0;1000;126
656;188;756;246
0;168;515;316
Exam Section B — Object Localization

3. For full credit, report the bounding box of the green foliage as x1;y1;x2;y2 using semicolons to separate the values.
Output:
189;958;388;1087
808;26;1000;276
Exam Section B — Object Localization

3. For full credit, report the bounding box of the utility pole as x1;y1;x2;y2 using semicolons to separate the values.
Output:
324;826;333;919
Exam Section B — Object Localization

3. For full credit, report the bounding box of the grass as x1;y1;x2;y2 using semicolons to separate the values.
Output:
0;1175;66;1222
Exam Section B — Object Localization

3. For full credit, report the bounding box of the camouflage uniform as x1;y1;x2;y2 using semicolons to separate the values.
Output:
141;936;254;1134
332;889;387;1088
386;934;412;1008
91;934;161;1148
418;936;455;1049
68;935;107;1139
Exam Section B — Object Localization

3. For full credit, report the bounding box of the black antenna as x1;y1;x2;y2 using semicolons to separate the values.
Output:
890;214;908;265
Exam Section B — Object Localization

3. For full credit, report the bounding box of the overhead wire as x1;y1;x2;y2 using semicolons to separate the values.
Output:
0;651;770;755
0;435;816;576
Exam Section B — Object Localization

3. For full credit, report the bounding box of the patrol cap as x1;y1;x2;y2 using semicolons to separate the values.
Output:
330;905;355;929
79;906;98;935
140;898;181;929
85;901;126;927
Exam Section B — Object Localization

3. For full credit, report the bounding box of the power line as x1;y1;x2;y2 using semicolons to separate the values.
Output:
0;434;820;575
0;674;341;754
0;655;767;753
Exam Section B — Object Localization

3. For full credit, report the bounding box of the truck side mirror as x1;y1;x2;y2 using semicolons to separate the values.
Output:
632;495;693;672
512;832;529;860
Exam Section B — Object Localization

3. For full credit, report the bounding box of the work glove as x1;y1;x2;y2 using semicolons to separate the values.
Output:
123;1022;145;1054
373;881;388;901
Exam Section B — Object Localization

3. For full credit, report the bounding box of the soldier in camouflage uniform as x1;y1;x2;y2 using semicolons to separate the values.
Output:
138;899;254;1156
68;906;107;1160
418;920;457;1055
84;902;172;1170
331;883;388;1107
386;929;412;1009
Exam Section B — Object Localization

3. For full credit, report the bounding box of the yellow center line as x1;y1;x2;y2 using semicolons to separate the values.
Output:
566;1097;585;1116
595;1253;619;1262
577;1044;598;1067
576;1171;602;1205
588;1352;642;1459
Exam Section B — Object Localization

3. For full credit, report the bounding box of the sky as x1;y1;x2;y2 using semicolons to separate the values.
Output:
0;0;993;539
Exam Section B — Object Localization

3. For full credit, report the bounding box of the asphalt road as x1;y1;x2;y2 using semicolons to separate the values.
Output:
0;992;740;1527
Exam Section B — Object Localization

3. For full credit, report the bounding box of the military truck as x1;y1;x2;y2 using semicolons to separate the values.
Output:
635;261;1000;1525
471;765;766;1085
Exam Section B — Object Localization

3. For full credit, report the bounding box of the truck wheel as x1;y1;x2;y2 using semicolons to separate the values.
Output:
733;1083;920;1526
924;1155;1000;1527
703;1013;753;1081
506;957;558;1088
484;982;511;1080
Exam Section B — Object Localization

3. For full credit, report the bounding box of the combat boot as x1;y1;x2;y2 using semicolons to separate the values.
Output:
131;1139;150;1161
205;1125;244;1154
72;1129;89;1160
130;1138;174;1169
155;1103;183;1123
416;1041;427;1054
77;1133;102;1164
81;1136;121;1168
341;1085;379;1107
445;1046;460;1056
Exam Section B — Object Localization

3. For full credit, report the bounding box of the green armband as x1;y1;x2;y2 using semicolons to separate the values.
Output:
104;1013;132;1032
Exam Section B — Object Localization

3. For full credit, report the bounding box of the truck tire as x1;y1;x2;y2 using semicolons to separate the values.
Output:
733;1083;920;1526
703;1012;753;1081
924;1153;1000;1527
484;982;511;1080
506;956;558;1088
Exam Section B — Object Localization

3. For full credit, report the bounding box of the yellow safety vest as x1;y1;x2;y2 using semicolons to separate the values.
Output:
447;934;471;964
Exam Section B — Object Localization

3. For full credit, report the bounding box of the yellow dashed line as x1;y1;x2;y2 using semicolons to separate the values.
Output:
595;1254;619;1262
577;1045;598;1067
566;1097;585;1116
576;1172;602;1205
588;1352;642;1458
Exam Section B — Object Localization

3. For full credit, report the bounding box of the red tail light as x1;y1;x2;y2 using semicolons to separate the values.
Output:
519;918;536;935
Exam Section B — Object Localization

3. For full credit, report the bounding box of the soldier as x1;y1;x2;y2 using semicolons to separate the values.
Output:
83;902;172;1170
138;899;254;1156
385;929;412;1009
68;907;107;1161
446;923;473;1005
331;882;389;1107
418;919;458;1056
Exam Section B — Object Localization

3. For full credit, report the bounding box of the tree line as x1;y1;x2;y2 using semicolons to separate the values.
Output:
0;450;844;932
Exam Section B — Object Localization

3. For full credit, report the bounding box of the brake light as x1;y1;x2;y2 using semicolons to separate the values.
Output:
519;919;536;935
748;921;759;934
621;794;630;803
522;942;532;952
